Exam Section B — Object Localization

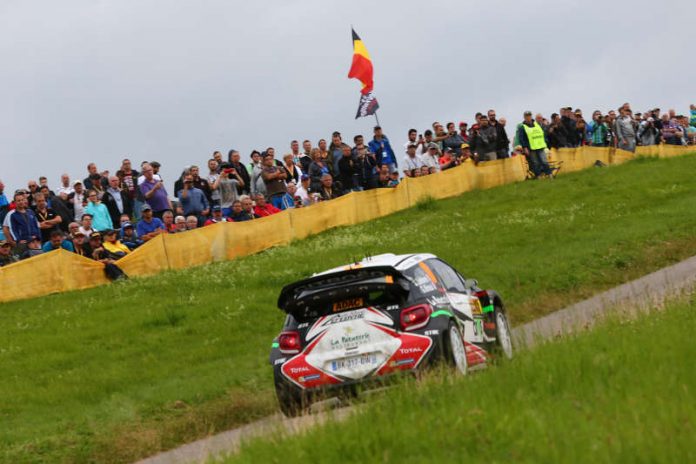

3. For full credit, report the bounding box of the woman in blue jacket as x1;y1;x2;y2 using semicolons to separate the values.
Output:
84;190;114;231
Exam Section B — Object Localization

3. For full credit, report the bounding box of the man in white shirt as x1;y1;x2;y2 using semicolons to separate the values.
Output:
403;144;425;177
55;174;74;197
70;180;86;221
420;143;441;172
295;174;311;206
403;128;425;157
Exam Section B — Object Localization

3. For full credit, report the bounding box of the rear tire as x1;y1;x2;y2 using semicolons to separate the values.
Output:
275;382;307;418
443;321;468;375
494;307;513;359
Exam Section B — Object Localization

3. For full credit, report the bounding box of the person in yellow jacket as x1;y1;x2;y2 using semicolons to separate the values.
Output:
102;229;130;259
516;111;553;178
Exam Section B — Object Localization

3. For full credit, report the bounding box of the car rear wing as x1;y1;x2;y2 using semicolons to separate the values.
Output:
278;267;410;321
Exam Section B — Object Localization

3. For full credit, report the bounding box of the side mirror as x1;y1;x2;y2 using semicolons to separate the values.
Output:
464;278;478;289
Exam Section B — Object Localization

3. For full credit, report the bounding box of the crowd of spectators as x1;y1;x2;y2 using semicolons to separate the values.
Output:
1;103;694;267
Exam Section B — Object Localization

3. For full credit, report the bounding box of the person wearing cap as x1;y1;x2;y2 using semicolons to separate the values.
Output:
204;205;231;225
368;126;398;174
67;180;87;221
517;111;553;178
136;204;165;241
82;231;109;262
102;229;130;259
139;162;171;218
42;230;74;253
402;144;425;178
120;221;143;249
295;174;311;206
0;239;18;266
70;230;87;256
419;143;440;172
22;236;44;259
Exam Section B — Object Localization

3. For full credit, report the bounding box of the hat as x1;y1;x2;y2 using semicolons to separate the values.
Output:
150;161;161;168
30;235;41;242
73;180;82;186
73;230;86;237
89;232;101;240
444;147;454;153
300;174;310;181
523;111;533;116
141;204;152;212
459;121;468;127
460;143;470;149
121;221;133;228
0;239;10;247
212;205;222;212
426;142;439;150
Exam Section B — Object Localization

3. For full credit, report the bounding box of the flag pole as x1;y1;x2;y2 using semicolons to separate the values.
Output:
374;110;380;127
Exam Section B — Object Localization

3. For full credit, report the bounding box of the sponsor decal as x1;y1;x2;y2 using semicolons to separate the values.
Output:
329;327;371;350
425;329;439;336
289;366;311;374
274;357;287;365
299;374;321;382
333;297;364;312
392;358;414;367
430;309;453;319
399;347;423;354
297;322;309;328
428;296;449;306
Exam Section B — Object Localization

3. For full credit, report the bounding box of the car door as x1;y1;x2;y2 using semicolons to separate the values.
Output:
425;259;485;344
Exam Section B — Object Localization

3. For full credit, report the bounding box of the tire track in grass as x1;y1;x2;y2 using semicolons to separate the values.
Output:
136;254;696;464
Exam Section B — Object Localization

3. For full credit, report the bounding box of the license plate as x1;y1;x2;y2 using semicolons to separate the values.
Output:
330;353;378;372
332;297;364;312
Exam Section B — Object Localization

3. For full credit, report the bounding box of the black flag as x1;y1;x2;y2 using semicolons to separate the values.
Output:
355;91;380;119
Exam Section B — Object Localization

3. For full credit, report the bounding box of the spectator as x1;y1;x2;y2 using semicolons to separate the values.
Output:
78;214;95;237
102;176;132;228
33;192;62;244
204;205;231;225
308;148;331;193
470;115;498;161
254;193;281;217
561;107;578;147
443;122;466;156
458;122;469;142
218;167;244;217
120;222;143;249
3;192;40;250
355;145;379;190
491;112;510;159
318;173;340;201
71;230;88;257
67;221;80;239
190;165;213;204
337;145;358;193
547;113;570;149
139;163;171;218
238;195;259;221
229;200;248;222
178;173;210;225
67;180;87;222
260;152;288;210
295;175;311;205
207;159;222;206
589;114;608;147
368;126;398;173
226;150;251;195
250;150;267;196
162;210;176;233
174;216;187;233
438;147;459;170
615;107;637;152
186;215;199;230
289;140;303;165
20;236;44;259
55;174;73;197
299;140;313;174
26;180;39;209
517;110;553;178
85;189;114;231
0;179;8;231
102;229;130;259
328;131;351;174
83;232;107;262
115;159;140;219
0;239;18;266
403;129;426;157
279;182;301;209
403;144;425;177
83;163;108;196
388;171;400;187
42;230;75;253
317;138;329;166
136;204;165;241
212;151;224;170
282;153;303;184
637;118;659;146
377;165;390;187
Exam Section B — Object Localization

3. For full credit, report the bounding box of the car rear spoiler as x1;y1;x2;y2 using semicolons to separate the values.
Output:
277;266;410;315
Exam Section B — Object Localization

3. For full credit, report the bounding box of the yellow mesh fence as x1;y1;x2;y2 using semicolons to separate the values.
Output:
1;145;692;303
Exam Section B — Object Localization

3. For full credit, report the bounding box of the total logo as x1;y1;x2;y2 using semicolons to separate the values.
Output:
398;347;424;355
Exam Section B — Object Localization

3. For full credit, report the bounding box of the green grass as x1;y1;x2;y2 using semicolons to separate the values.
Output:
2;154;696;463
226;297;696;464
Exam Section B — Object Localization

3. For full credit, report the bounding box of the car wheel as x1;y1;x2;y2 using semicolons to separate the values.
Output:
494;307;513;359
444;321;468;375
275;382;307;418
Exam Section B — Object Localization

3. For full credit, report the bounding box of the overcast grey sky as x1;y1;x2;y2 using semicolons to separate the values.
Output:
2;0;694;193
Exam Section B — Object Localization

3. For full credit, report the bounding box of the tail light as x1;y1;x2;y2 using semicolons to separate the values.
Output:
400;304;433;331
278;331;301;354
475;290;488;299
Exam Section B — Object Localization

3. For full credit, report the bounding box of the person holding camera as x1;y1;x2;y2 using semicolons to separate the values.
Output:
178;174;210;226
218;166;245;217
261;152;288;210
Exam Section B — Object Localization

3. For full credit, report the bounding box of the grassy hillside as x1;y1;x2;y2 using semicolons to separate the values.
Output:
226;298;696;464
2;154;696;463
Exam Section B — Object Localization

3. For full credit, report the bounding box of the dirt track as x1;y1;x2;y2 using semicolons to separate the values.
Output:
136;254;696;464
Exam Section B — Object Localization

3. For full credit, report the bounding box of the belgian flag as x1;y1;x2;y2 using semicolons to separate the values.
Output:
347;28;374;95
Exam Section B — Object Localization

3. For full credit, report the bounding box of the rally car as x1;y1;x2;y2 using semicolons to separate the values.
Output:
270;253;513;416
